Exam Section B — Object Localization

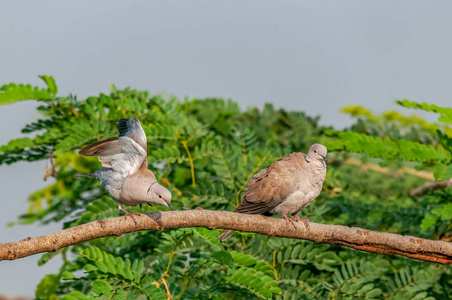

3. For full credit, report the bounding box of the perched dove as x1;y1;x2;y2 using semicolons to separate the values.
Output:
78;118;172;221
217;143;327;240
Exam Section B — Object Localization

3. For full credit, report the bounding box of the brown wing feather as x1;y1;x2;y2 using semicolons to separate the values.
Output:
218;152;306;241
234;153;303;215
78;137;120;156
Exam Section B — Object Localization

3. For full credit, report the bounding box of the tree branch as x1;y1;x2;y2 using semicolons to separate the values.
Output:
344;158;435;181
1;210;451;264
410;179;452;196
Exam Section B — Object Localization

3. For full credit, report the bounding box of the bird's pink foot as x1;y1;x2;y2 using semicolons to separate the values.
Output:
119;207;140;224
301;219;310;228
293;214;302;222
284;215;297;229
286;214;310;229
293;214;310;228
124;211;141;224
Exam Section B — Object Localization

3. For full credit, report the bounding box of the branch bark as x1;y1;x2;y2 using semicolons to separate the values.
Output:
1;210;451;264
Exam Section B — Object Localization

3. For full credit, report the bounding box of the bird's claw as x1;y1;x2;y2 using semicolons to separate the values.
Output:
300;218;310;229
124;212;140;224
119;207;140;225
285;215;310;229
284;215;297;229
293;214;310;229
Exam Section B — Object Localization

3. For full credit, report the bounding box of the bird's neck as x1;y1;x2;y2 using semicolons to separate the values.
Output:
139;159;148;170
305;154;327;169
306;158;327;176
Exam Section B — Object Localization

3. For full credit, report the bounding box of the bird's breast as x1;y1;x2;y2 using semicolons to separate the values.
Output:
272;162;326;216
118;173;155;206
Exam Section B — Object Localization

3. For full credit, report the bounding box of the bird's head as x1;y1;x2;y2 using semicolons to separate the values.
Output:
306;144;328;164
147;182;173;210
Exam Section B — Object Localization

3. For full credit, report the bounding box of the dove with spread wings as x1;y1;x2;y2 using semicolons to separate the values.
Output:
78;118;172;221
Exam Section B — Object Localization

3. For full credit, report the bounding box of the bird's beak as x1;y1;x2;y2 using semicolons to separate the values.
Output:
323;156;328;163
166;202;173;210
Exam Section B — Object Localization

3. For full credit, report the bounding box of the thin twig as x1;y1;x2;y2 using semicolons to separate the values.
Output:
161;277;172;300
410;179;452;196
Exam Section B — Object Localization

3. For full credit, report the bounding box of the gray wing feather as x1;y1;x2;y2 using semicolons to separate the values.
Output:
116;118;147;151
79;135;147;175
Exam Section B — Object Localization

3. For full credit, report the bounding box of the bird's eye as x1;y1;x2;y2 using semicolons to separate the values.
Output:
158;195;162;199
314;150;317;153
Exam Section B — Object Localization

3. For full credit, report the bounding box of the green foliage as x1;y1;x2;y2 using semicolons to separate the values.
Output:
324;130;451;163
341;104;452;139
3;77;452;299
0;75;56;105
386;266;440;300
397;100;452;124
328;102;452;240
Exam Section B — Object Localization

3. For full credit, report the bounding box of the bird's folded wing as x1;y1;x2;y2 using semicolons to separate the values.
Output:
116;118;147;151
235;157;298;214
79;136;147;175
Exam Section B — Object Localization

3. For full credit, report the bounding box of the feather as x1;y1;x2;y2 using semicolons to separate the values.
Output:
218;144;328;241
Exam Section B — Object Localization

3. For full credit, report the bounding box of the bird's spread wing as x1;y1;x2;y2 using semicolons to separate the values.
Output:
79;136;147;175
116;118;147;151
235;153;302;215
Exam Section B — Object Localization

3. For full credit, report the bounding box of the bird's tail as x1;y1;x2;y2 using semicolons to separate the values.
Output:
75;173;97;178
217;229;235;241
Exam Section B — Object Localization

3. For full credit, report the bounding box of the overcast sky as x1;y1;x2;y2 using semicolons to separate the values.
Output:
1;1;452;297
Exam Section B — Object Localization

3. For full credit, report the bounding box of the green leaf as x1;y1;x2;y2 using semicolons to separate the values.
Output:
62;291;88;300
397;99;452;124
421;214;438;230
92;280;113;297
116;288;135;300
141;276;167;300
193;227;221;245
35;274;59;299
225;267;281;298
0;137;34;152
212;250;234;268
0;78;54;105
94;259;109;273
365;288;383;298
61;271;76;280
39;75;58;96
37;249;62;266
443;164;452;181
441;203;452;221
84;264;99;272
434;163;446;181
324;130;451;162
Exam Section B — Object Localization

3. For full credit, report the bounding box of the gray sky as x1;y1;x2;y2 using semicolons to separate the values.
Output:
1;1;452;297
